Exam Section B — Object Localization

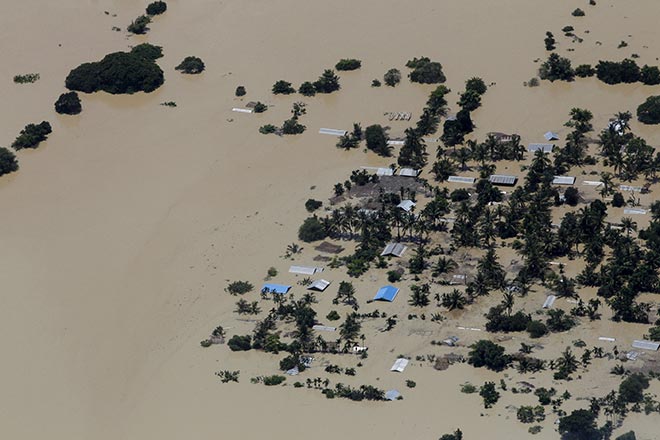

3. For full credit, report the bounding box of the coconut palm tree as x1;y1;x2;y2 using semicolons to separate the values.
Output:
599;172;615;198
500;291;515;316
432;256;458;277
455;147;472;171
620;217;637;237
441;289;467;310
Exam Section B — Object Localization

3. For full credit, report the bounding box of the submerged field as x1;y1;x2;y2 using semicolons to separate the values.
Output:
2;1;660;439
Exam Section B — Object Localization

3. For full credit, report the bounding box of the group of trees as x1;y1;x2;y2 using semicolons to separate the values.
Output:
127;1;167;34
175;56;205;74
0;148;19;176
54;92;82;115
12;121;52;150
406;57;446;84
274;70;341;97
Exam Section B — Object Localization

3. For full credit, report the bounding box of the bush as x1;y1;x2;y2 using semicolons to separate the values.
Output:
305;199;322;212
127;15;151;34
227;335;252;351
281;118;305;135
314;69;340;93
298;81;316;96
175;56;205;74
235;86;246;96
575;64;595;77
468;340;510;371
527;320;549;338
298;216;327;242
572;8;585;17
558;409;602;440
383;68;401;87
450;188;470;202
485;306;531;332
66;51;164;94
479;382;500;408
259;124;278;134
637;95;660;124
262;375;286;386
54;92;82;115
0;147;19;176
619;373;649;403
596;59;640;84
12;121;52;150
250;102;266;113
407;58;446;84
387;270;402;283
273;80;297;95
539;53;574;81
611;192;625;207
326;310;340;321
371;79;381;87
465;77;487;95
640;65;660;85
279;354;302;371
616;432;636;440
146;1;167;15
13;73;39;84
364;124;390;156
564;187;579;206
405;380;416;388
335;59;361;71
460;383;477;393
130;43;163;60
225;281;254;295
517;406;545;423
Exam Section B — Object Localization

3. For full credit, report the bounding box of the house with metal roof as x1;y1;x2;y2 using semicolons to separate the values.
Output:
543;295;557;309
397;200;416;211
374;285;400;302
447;176;476;184
261;284;291;294
390;358;409;372
552;176;576;185
289;265;324;275
307;279;331;291
489;174;517;186
544;131;559;141
381;243;408;257
528;143;554;153
398;168;420;177
632;340;660;351
319;128;347;136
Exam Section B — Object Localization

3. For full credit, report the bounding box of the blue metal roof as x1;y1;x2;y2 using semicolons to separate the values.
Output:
374;285;400;302
262;283;291;294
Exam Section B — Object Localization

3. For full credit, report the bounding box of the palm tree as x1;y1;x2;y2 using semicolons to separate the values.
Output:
500;291;515;316
455;147;472;171
408;284;430;307
555;347;580;377
620;217;637;237
431;157;456;181
599;172;615;198
432;256;458;277
441;289;467;311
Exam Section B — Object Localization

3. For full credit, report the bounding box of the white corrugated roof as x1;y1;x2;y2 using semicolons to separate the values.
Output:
552;176;576;185
381;243;408;257
619;185;643;192
528;143;554;153
289;265;324;275
232;107;253;113
308;279;331;291
397;200;416;211
543;295;557;309
447;175;476;184
624;208;647;215
632;340;660;351
544;131;559;141
312;325;336;332
489;175;517;185
390;358;409;372
398;168;420;177
319;128;347;136
387;140;405;146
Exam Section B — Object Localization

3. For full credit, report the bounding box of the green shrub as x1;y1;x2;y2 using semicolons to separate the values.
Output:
298;81;316;96
267;267;278;277
0;147;19;176
364;124;391;156
572;8;585;17
460;382;477;393
450;188;471;202
259;124;278;134
479;381;500;408
235;86;246;96
641;65;660;85
13;73;39;84
281;118;305;135
616;432;636;440
383;68;401;87
130;43;163;60
326;310;341;321
66;51;164;94
175;56;205;74
227;335;252;351
12;121;52;150
225;281;254;295
539;53;574;81
407;57;446;84
387;270;401;283
406;380;416;388
146;1;167;15
611;192;625;207
298;216;326;242
564;187;579;206
558;410;601;440
253;102;267;113
262;375;286;386
637;95;660;124
54;92;82;115
527;320;548;338
596;59;640;84
335;59;361;71
465;77;487;95
371;79;381;87
619;373;649;403
313;69;340;93
273;80;295;94
305;199;322;212
575;64;595;77
468;340;510;371
127;15;151;34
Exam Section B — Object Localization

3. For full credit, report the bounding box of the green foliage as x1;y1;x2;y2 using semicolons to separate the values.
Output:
225;281;254;295
479;381;500;408
618;373;650;403
527;320;548;338
572;8;585;17
13;73;39;84
545;31;556;51
398;128;427;169
146;1;167;15
66;51;164;94
335;59;361;71
546;309;576;332
281;118;306;135
383;68;401;87
615;432;636;440
371;79;381;87
267;267;278;277
12;121;52;150
298;216;327;242
640;65;660;85
130;43;163;60
364;124;391;156
596;59;640;84
564;187;579;206
227;335;252;351
175;56;205;74
539;53;575;81
517;405;545;423
439;429;463;440
406;57;446;84
215;370;239;383
235;86;246;96
259;124;278;134
305;199;322;212
273;80;295;94
465;77;487;95
298;81;316;96
54;92;82;115
485;305;531;332
408;283;430;307
575;64;595;77
534;387;556;405
460;382;477;394
405;380;416;388
262;375;286;386
0;147;19;177
612;192;625;207
127;15;151;34
160;101;177;107
637;95;660;124
468;340;510;371
558;409;602;440
387;270;402;283
450;188;470;202
326;310;340;321
314;69;340;93
253;102;267;113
